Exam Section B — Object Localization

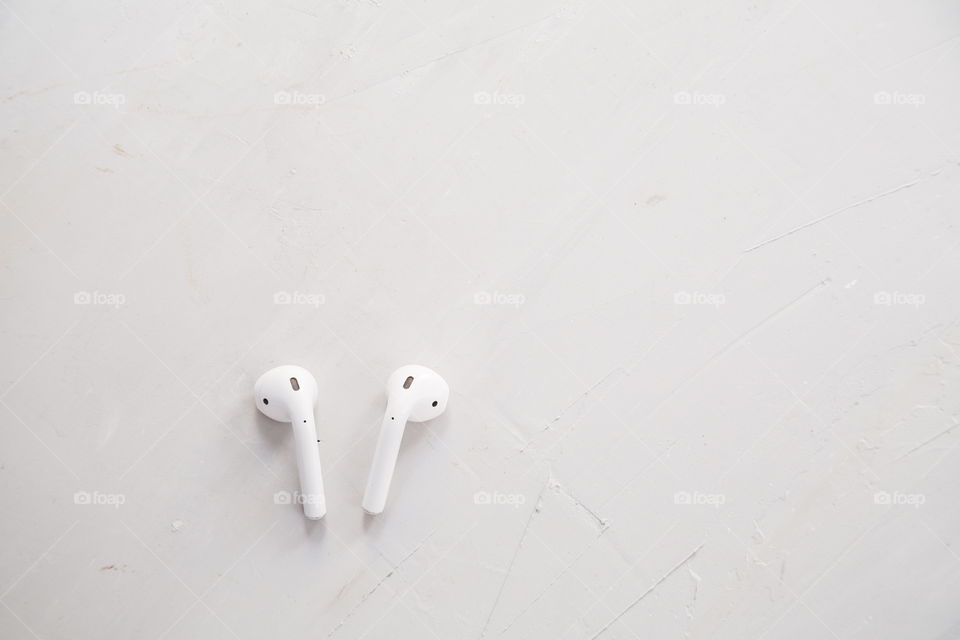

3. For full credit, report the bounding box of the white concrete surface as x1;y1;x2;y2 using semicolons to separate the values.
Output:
2;1;960;638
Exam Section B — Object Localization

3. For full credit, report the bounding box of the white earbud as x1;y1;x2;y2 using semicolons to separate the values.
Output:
362;365;449;515
254;365;326;519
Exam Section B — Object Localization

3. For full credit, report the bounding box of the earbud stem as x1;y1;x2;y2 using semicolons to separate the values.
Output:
291;410;325;519
362;404;409;515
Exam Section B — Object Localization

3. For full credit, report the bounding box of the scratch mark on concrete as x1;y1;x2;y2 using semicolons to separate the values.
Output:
753;520;766;543
639;279;830;417
590;543;705;639
745;177;928;252
500;528;608;635
325;13;557;105
542;368;622;432
548;472;609;531
684;567;702;619
479;478;549;638
326;536;433;638
895;420;960;461
3;84;63;103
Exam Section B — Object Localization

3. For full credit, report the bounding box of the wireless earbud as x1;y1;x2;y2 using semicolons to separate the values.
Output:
362;365;449;515
254;365;326;519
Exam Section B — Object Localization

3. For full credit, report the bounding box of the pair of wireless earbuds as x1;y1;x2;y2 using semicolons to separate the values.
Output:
254;364;449;519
